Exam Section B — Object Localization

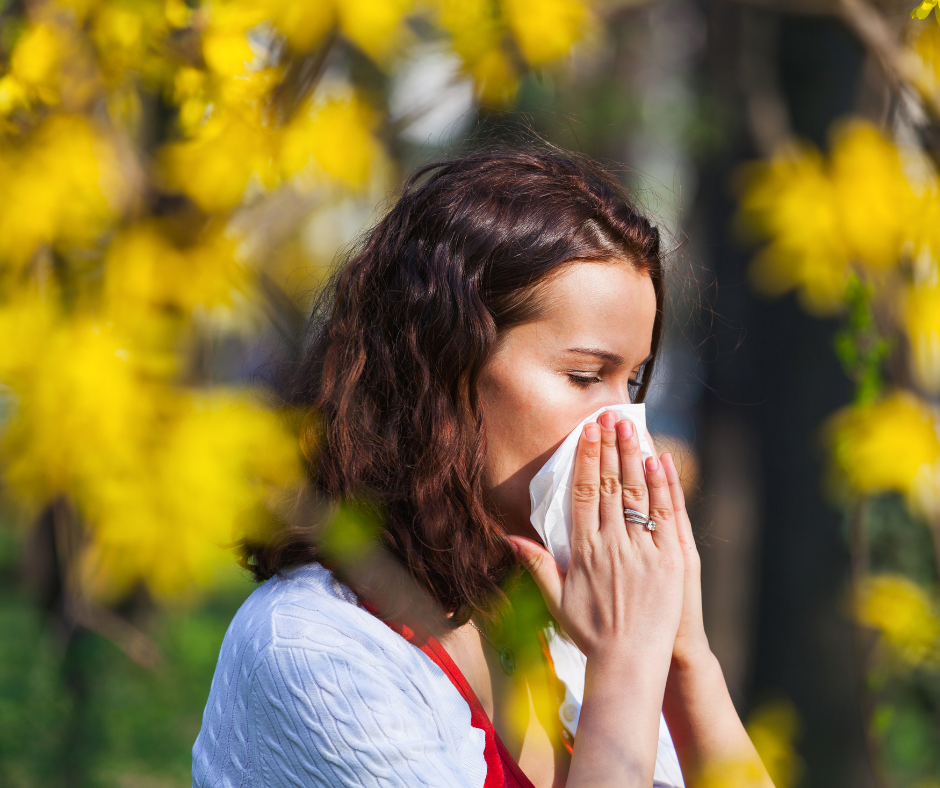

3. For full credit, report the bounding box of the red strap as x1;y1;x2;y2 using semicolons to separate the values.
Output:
365;605;536;788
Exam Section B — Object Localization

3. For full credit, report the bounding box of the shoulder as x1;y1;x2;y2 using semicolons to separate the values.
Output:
192;562;486;788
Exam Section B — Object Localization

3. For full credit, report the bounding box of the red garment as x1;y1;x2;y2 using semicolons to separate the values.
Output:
371;609;537;788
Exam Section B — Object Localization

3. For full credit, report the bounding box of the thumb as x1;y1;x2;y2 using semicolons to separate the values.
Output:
507;535;565;614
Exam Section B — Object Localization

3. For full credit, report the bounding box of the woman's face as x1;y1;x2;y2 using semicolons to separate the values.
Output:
478;260;657;540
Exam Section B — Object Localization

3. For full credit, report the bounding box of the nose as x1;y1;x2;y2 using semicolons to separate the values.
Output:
609;379;634;406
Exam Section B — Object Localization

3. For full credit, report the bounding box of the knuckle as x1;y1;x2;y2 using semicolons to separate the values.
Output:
621;483;648;503
526;552;544;574
581;443;600;461
647;471;667;489
650;504;673;522
599;474;621;496
601;430;617;448
572;481;600;502
620;439;641;458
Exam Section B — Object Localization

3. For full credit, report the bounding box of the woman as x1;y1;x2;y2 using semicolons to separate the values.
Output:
192;148;774;788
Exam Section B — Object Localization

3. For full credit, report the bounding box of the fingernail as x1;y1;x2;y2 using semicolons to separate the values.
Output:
646;455;659;472
617;420;634;440
584;423;600;441
599;411;615;429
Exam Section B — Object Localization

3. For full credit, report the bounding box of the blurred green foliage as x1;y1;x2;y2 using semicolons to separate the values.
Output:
0;523;254;788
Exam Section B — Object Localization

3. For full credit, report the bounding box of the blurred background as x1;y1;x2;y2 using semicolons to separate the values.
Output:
2;0;940;786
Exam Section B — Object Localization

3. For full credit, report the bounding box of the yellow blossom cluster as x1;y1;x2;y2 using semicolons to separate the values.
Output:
912;0;940;25
162;92;381;211
438;0;589;103
738;121;924;315
856;574;940;666
0;0;594;603
908;19;940;95
0;292;304;600
0;115;124;270
828;392;940;499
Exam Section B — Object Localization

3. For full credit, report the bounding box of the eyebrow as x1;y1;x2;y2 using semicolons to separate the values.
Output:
564;348;654;368
564;347;624;365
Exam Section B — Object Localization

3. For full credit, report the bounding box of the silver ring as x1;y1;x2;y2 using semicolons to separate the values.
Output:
623;508;656;531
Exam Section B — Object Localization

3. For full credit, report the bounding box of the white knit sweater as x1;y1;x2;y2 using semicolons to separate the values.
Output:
192;562;683;787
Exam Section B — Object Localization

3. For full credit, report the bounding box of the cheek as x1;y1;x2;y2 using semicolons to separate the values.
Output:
479;361;587;486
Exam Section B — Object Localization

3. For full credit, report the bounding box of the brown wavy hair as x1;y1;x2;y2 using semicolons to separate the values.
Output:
245;146;665;626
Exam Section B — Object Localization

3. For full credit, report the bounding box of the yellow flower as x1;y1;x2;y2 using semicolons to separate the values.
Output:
903;276;940;392
908;20;940;93
9;23;63;106
912;0;940;24
737;144;848;314
279;96;379;187
103;221;248;321
160;107;278;211
0;115;123;269
471;49;519;105
0;291;59;382
0;75;29;117
165;0;192;28
829;121;915;272
201;1;266;77
503;0;588;66
911;185;940;263
436;0;518;104
90;0;169;85
738;123;916;313
259;0;334;51
78;389;304;600
0;299;302;599
856;575;940;665
337;0;413;62
203;28;257;77
0;316;167;511
828;392;940;497
746;701;802;788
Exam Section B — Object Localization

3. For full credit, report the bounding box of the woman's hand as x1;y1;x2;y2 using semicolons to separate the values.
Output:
660;452;712;667
508;411;687;787
508;410;684;664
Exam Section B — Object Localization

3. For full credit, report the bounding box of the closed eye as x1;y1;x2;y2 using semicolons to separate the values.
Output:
567;374;602;388
567;374;641;389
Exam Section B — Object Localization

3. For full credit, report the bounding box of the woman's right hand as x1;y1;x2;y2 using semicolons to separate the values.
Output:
508;411;688;787
508;409;685;664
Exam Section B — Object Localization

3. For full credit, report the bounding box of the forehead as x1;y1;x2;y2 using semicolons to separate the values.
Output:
528;261;657;355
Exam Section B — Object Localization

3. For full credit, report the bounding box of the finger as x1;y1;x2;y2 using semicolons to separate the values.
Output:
645;453;677;547
663;453;702;578
598;411;625;532
617;418;649;518
507;535;566;620
662;452;693;549
570;422;601;545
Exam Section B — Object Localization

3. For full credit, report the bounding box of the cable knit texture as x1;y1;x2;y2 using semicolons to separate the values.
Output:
192;562;487;788
192;561;684;788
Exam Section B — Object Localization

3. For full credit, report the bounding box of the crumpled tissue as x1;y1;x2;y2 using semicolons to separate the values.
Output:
529;403;654;573
528;403;685;788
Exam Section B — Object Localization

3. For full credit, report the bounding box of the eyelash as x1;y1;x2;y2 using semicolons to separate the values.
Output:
566;374;641;389
566;374;602;388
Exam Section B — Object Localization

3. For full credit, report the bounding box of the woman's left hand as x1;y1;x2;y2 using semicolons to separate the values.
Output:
660;451;711;668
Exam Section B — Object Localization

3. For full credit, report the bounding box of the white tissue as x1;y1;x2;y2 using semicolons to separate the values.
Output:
529;403;654;573
527;404;686;788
